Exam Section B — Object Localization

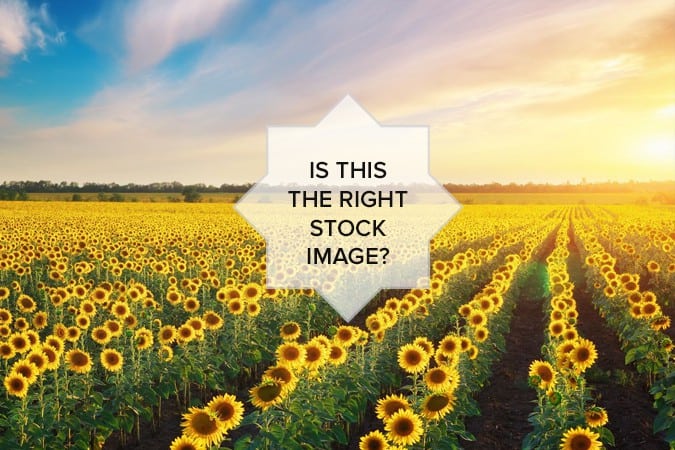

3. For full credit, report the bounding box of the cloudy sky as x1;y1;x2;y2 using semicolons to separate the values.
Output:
0;0;673;185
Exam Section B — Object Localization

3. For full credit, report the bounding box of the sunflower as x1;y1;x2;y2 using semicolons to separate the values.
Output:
303;341;327;373
242;283;262;302
227;299;244;315
438;335;461;356
26;349;48;373
375;394;410;420
548;320;565;338
100;348;124;372
10;333;30;354
0;342;16;360
202;311;223;330
559;426;601;450
629;304;642;319
385;410;424;446
424;366;456;392
334;326;359;347
473;326;489;343
79;300;97;316
111;301;131;319
166;289;183;306
4;373;29;398
646;260;660;273
157;345;173;362
16;294;37;313
651;316;671;332
65;326;82;343
181;406;226;448
279;322;301;341
570;339;598;374
366;315;384;333
104;320;123;337
398;344;430;374
246;301;261;317
640;302;660;319
169;435;204;450
550;310;565;321
276;342;306;369
434;348;458;367
159;325;177;344
65;349;93;374
529;360;556;390
136;333;154;350
359;430;389;450
562;328;578;342
250;379;285;410
186;318;205;337
177;324;196;343
328;344;347;366
184;297;200;313
585;407;609;428
41;345;60;370
467;309;487;327
32;311;48;329
420;391;455;420
412;337;434;355
467;345;479;360
263;365;297;393
0;308;11;324
385;298;400;312
10;360;39;384
207;393;244;431
458;304;472;317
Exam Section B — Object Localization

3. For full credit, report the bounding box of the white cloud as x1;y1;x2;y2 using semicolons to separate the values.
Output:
0;0;30;55
125;0;238;71
0;0;64;75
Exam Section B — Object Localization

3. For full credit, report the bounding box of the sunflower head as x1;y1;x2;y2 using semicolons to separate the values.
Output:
560;426;601;450
358;430;388;450
384;409;424;446
279;322;301;341
397;344;430;374
375;394;410;420
421;391;455;420
250;379;285;410
100;348;124;372
4;373;29;398
181;406;225;448
584;407;609;428
206;393;244;431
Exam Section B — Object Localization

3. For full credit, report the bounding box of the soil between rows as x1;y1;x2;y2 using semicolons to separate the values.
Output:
464;222;667;449
567;226;667;450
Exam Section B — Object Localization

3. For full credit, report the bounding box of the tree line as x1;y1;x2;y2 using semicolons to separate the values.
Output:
0;179;672;202
0;180;253;194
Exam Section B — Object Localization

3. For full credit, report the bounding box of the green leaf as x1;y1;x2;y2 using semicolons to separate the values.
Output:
653;407;674;433
599;427;615;447
234;435;252;450
625;345;648;364
333;426;348;445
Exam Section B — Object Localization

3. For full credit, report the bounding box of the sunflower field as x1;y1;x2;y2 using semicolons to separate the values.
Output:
0;201;672;450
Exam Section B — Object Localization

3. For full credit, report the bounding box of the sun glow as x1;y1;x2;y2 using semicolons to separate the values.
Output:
639;136;675;166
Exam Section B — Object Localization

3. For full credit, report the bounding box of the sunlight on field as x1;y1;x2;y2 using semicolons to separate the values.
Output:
0;201;672;448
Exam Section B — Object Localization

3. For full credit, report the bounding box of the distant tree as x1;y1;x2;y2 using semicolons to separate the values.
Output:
110;193;125;202
72;194;83;202
182;186;202;203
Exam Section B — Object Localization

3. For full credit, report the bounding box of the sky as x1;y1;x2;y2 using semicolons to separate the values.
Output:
0;0;673;185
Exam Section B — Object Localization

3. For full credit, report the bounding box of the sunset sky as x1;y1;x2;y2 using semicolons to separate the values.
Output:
0;0;673;185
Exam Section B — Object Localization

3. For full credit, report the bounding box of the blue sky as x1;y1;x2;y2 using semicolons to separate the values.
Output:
0;0;673;185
